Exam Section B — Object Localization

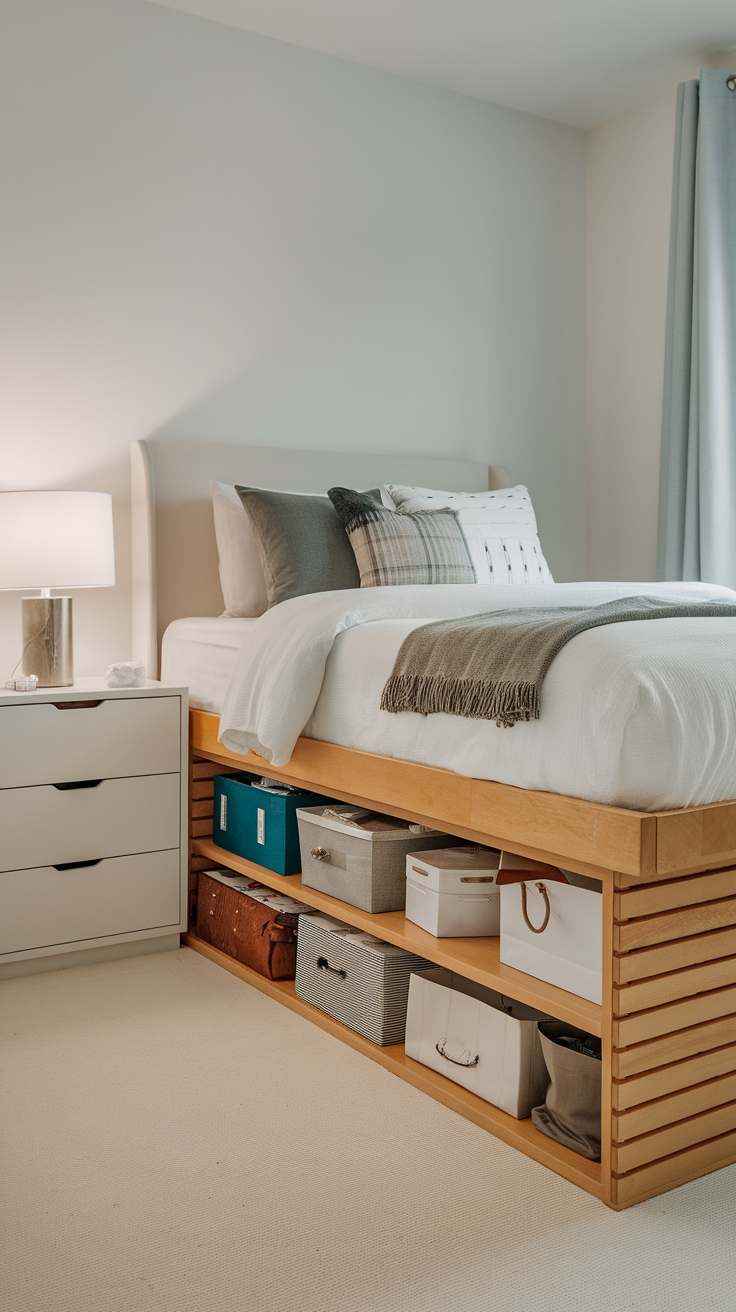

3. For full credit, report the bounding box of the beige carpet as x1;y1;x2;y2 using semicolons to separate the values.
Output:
1;947;735;1312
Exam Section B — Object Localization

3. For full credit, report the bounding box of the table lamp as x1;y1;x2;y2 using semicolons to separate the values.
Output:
0;490;116;687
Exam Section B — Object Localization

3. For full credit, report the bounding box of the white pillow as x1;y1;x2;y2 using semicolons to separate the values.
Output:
210;481;269;617
381;484;554;585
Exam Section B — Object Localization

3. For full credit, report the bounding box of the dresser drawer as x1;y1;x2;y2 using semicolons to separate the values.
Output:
0;774;181;872
0;696;181;788
0;850;181;955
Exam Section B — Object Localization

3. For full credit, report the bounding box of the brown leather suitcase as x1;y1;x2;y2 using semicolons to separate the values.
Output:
196;870;303;980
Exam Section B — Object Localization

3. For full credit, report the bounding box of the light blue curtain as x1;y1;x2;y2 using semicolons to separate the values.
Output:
657;70;736;587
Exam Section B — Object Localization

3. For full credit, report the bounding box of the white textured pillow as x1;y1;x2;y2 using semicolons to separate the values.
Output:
210;481;269;617
382;484;554;585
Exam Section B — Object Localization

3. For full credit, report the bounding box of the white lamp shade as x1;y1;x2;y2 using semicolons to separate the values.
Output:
0;490;116;589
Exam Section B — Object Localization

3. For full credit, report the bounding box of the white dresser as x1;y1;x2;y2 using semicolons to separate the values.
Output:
0;678;188;979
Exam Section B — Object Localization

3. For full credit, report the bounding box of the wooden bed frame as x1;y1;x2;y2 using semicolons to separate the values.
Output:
133;437;736;1211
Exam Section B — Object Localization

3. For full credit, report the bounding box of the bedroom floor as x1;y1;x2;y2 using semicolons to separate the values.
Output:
2;948;735;1312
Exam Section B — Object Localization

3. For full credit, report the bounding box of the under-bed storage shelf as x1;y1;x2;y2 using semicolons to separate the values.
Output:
192;836;602;1036
181;927;602;1199
189;736;736;1209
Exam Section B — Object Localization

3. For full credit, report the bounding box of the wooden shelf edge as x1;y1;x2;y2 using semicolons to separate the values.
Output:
181;931;603;1200
192;836;602;1037
190;728;623;883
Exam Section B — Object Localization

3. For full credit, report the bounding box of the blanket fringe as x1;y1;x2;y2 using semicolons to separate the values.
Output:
380;674;540;727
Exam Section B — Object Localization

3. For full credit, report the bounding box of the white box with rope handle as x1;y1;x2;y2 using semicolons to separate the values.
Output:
498;853;603;1005
404;967;551;1118
405;846;501;938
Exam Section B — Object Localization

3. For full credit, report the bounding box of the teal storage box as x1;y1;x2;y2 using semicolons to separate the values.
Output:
213;773;334;876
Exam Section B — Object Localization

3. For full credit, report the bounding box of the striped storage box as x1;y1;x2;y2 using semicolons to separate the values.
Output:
295;913;435;1046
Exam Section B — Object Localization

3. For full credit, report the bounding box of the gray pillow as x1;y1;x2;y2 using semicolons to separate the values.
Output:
236;486;381;608
328;486;477;587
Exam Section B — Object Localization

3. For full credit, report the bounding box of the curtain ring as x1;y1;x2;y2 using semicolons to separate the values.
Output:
520;881;551;934
727;75;736;92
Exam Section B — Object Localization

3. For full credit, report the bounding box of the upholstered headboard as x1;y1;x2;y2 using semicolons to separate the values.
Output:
131;437;510;676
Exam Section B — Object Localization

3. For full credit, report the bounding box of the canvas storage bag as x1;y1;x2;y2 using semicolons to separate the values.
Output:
498;853;602;1004
404;966;551;1118
531;1021;602;1160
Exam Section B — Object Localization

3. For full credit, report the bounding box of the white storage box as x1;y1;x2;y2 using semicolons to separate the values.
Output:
297;805;460;913
405;967;551;1118
295;912;435;1045
498;853;602;1005
405;846;500;937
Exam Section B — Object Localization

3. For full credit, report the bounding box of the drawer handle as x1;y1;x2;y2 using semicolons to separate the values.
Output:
310;847;330;861
52;700;103;710
316;955;346;979
53;859;103;871
52;779;103;791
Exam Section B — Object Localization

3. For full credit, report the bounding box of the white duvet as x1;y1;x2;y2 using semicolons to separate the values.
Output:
218;581;736;811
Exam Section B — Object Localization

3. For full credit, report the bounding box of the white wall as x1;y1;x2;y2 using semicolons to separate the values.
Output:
585;88;678;581
0;0;586;677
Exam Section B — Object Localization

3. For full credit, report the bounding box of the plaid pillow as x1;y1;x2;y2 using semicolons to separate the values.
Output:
328;487;476;587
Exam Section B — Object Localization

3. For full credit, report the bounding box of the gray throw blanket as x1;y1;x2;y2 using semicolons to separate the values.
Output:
380;596;736;727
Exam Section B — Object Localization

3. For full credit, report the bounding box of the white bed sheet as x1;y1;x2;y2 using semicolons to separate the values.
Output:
215;581;736;812
304;614;736;811
162;583;736;811
161;617;258;714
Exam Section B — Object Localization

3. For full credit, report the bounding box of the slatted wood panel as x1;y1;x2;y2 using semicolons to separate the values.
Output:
614;897;736;952
613;926;736;984
612;1015;736;1080
615;956;736;1015
612;1130;736;1208
613;1069;736;1140
188;758;237;927
614;868;736;919
613;1099;736;1173
613;985;736;1048
609;867;736;1204
613;1040;736;1111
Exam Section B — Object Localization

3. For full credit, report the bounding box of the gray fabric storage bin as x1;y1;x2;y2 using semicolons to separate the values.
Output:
531;1022;602;1160
297;806;461;913
295;912;436;1045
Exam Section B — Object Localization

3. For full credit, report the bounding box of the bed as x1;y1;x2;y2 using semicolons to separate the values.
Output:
133;436;736;1210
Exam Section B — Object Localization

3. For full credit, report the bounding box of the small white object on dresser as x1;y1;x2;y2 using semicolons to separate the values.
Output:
0;677;188;979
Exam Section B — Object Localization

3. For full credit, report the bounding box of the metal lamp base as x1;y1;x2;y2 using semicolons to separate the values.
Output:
22;596;73;687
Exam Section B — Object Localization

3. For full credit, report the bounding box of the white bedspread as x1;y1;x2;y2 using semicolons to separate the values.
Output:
162;616;258;714
218;581;736;811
